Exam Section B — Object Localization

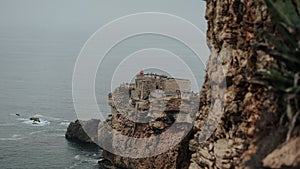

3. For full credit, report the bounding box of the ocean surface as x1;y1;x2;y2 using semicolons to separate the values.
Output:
0;32;207;168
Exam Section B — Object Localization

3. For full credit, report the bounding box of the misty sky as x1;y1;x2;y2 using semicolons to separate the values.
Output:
0;0;207;40
0;0;208;120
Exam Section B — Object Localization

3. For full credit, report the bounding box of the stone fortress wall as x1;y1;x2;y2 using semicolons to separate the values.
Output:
132;71;192;100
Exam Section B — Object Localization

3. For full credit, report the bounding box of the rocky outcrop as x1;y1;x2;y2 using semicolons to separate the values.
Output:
65;119;100;144
263;137;300;168
98;114;193;169
189;0;299;169
94;1;300;168
97;82;198;169
30;117;40;122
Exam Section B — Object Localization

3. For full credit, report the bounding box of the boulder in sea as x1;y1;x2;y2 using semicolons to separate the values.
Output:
98;158;117;169
30;117;40;122
65;119;100;144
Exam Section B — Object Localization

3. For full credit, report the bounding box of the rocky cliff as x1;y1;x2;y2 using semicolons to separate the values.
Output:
65;119;100;144
189;0;300;169
98;82;199;169
68;0;300;168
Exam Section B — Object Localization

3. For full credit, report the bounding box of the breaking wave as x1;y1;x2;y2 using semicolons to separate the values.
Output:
0;134;24;141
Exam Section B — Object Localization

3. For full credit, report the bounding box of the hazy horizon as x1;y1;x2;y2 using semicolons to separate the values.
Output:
0;0;207;40
0;1;208;168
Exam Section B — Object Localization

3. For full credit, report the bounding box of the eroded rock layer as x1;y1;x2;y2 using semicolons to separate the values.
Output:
189;0;299;169
98;82;198;169
95;0;300;168
65;119;100;144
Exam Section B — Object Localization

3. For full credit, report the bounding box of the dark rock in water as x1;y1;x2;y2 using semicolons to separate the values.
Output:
98;158;117;169
16;114;20;116
30;117;40;122
65;119;100;144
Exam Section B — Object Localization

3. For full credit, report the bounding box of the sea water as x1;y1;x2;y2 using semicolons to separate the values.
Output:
0;32;206;168
0;33;102;169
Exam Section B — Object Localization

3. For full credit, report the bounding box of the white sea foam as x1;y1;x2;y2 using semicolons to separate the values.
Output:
0;123;15;127
17;115;50;126
32;114;61;121
29;130;46;135
0;137;23;141
22;119;50;126
85;159;99;163
74;155;81;160
65;154;100;169
67;163;78;169
0;134;24;141
59;122;70;126
49;133;65;137
12;134;20;138
73;154;99;164
17;118;28;121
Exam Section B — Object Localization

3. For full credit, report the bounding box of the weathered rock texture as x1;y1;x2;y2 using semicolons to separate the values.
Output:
98;84;198;169
189;0;299;169
95;0;300;168
263;137;300;168
65;119;100;144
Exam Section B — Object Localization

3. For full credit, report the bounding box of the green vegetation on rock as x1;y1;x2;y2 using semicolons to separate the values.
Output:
260;0;300;140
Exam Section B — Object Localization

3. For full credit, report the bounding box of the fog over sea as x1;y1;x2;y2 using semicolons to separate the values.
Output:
0;30;207;168
0;1;208;168
0;33;103;168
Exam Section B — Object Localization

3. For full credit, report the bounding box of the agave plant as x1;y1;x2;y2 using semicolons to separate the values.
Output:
260;0;300;140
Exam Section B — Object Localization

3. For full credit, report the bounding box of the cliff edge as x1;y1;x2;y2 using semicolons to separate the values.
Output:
65;119;100;144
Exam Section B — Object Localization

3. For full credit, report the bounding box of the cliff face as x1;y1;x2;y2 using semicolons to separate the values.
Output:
95;0;300;168
189;0;299;169
98;82;198;169
65;119;100;144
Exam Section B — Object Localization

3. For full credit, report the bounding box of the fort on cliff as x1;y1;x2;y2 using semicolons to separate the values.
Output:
131;71;191;100
108;71;198;124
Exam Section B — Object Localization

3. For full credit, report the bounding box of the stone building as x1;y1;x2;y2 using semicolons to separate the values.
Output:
131;72;191;100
